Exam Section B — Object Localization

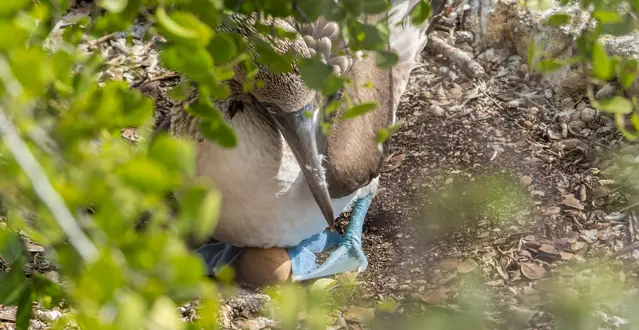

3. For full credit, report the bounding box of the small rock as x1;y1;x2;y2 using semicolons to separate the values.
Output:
35;310;64;322
448;84;463;99
438;259;458;271
455;31;474;44
580;229;599;243
519;63;529;75
568;120;585;133
580;107;598;123
343;307;375;323
456;259;478;273
506;99;520;109
519;175;533;186
571;241;587;251
596;82;620;100
508;306;537;325
336;315;348;328
428;104;445;117
421;288;449;304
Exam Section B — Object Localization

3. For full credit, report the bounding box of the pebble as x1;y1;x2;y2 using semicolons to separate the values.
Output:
428;104;445;117
455;31;474;44
520;175;533;185
580;107;598;123
506;100;520;109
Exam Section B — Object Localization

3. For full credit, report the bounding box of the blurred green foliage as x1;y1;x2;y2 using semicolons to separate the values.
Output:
0;0;424;329
0;0;638;328
527;0;639;138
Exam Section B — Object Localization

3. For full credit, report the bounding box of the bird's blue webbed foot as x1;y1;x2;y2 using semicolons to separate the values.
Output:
288;194;373;282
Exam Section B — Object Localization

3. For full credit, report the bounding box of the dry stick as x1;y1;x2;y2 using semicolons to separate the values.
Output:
426;36;486;79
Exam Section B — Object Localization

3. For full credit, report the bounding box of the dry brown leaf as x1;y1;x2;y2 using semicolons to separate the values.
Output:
421;288;449;304
438;259;458;271
382;153;406;172
539;244;559;255
456;259;478;274
543;206;561;215
343;307;375;323
570;241;587;251
485;280;503;287
520;262;546;280
560;251;574;260
561;194;584;210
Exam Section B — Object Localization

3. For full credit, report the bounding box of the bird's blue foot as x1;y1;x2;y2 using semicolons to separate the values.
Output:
194;242;244;276
287;194;373;282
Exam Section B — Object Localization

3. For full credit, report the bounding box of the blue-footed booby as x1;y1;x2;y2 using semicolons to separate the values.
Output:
160;0;444;285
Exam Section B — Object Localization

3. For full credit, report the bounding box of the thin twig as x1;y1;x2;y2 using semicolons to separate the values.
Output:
0;108;98;262
0;56;97;262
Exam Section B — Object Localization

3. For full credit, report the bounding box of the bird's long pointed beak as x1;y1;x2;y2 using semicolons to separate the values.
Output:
271;107;335;230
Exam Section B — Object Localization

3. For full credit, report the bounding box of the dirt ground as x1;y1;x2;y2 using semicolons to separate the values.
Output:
2;2;639;329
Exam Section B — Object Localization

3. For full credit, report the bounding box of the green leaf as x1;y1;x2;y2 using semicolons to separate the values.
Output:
615;113;639;141
115;293;147;330
176;185;221;241
593;10;623;23
535;59;565;73
155;7;212;46
309;278;338;294
376;128;390;143
546;13;571;26
410;0;432;25
168;81;190;101
98;0;128;13
15;285;33;330
593;96;634;114
0;21;29;51
342;102;378;119
149;134;196;176
0;0;30;16
30;274;64;309
252;38;294;74
161;44;214;82
362;0;391;14
376;50;399;69
186;101;222;120
0;229;26;264
527;39;535;72
300;57;344;94
592;42;615;81
198;120;238;148
207;34;237;64
348;21;387;51
631;113;639;133
0;266;28;306
619;59;638;90
9;47;54;98
118;158;174;193
343;0;364;16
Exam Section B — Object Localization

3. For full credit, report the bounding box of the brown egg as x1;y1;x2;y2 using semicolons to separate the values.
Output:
235;247;291;286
